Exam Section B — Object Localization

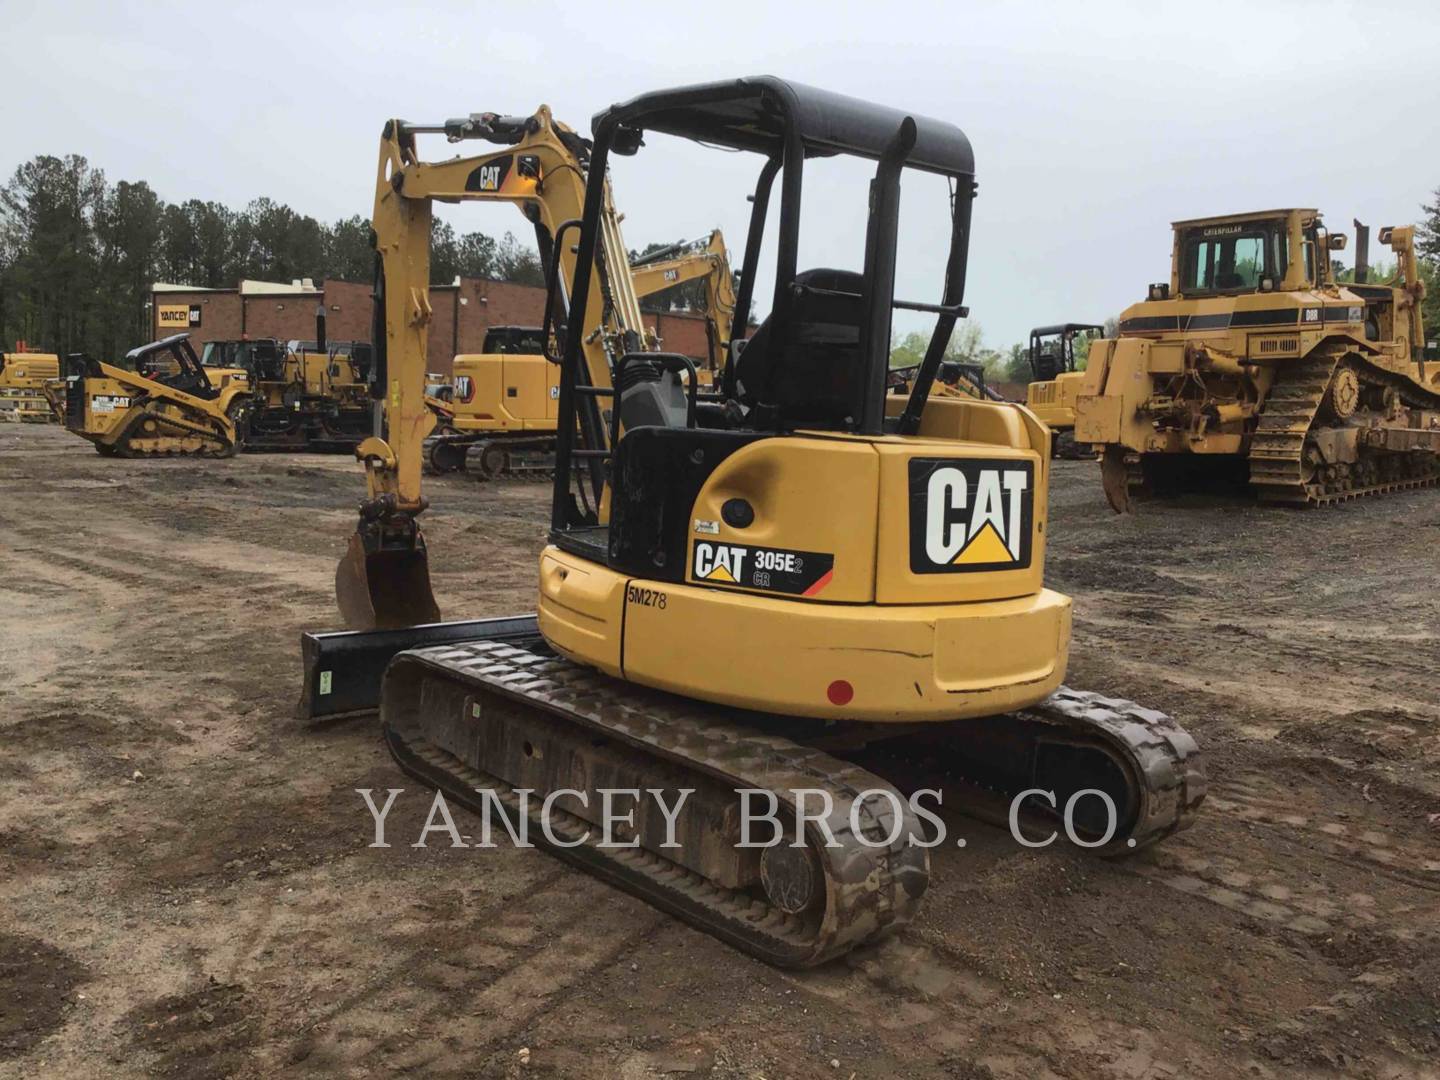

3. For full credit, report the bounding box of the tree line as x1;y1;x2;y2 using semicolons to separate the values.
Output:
0;154;546;361
4;154;1437;371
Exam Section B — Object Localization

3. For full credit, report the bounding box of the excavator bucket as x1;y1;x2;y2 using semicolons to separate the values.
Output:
335;530;442;630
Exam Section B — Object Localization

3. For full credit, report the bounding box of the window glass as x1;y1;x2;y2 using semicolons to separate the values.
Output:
1180;225;1279;293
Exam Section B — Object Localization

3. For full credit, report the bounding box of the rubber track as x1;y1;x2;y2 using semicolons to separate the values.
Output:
1017;687;1207;854
381;642;1206;964
111;406;234;458
383;640;927;968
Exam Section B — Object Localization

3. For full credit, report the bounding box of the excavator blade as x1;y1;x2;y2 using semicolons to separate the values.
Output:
1100;445;1133;514
335;531;442;631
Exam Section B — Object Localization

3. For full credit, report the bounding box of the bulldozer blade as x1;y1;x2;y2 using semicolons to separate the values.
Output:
1101;446;1133;514
335;532;442;631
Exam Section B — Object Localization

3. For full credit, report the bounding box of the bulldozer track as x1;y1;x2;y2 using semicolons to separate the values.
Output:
1248;349;1440;506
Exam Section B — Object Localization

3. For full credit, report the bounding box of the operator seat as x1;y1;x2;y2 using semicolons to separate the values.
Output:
736;268;863;430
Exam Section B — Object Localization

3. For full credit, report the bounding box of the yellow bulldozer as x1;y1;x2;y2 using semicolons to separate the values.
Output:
1024;323;1102;458
1075;209;1440;510
302;79;1205;968
0;348;61;422
59;334;250;456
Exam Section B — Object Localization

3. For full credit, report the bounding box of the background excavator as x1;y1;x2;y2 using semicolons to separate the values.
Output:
419;133;738;480
304;78;1205;968
1024;323;1102;458
57;334;250;456
628;227;739;382
1075;210;1440;510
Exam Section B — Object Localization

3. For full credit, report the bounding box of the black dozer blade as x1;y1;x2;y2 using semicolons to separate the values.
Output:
336;529;442;631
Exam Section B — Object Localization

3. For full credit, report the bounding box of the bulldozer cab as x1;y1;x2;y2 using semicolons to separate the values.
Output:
1169;209;1349;298
1028;323;1100;381
547;76;978;562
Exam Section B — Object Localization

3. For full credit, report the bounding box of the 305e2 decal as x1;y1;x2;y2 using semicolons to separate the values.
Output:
690;541;834;596
908;458;1034;573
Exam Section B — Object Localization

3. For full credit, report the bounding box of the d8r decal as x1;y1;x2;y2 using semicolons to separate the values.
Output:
908;458;1034;573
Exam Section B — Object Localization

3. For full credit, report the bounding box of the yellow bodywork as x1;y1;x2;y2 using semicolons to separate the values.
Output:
1074;209;1438;506
540;395;1070;721
66;360;247;456
0;352;61;421
449;350;558;432
1025;370;1086;431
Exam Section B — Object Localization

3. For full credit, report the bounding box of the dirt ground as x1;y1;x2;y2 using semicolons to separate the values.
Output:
2;421;1438;1079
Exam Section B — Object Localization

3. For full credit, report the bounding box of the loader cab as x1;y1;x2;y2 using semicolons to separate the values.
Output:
548;77;977;575
126;335;218;399
1028;324;1101;382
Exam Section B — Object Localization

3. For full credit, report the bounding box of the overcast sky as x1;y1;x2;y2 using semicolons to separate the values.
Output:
7;0;1439;347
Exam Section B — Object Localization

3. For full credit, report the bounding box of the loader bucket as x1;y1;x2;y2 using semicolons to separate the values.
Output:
335;531;442;630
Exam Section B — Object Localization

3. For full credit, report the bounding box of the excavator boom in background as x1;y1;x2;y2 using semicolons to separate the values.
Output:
306;78;1205;968
629;227;739;380
421;160;737;481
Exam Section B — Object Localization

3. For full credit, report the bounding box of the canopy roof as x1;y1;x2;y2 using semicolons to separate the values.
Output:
596;76;974;177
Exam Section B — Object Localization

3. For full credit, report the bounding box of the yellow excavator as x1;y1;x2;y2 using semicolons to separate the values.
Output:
0;348;61;422
417;122;737;480
1024;323;1102;458
58;334;250;456
629;227;739;381
1075;210;1440;509
304;78;1205;967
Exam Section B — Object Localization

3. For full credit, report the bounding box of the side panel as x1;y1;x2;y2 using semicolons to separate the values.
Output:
537;547;625;675
874;441;1047;605
683;438;879;603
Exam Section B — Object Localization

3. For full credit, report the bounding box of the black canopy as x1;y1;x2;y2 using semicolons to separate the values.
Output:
595;76;974;178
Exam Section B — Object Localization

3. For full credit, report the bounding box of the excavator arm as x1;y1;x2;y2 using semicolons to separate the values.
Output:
628;229;738;375
337;107;648;629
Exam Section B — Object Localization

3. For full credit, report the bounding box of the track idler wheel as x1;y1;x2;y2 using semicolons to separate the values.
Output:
467;442;509;480
1324;366;1361;420
425;438;466;474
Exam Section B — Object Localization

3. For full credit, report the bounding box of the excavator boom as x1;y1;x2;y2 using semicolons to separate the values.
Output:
337;107;648;628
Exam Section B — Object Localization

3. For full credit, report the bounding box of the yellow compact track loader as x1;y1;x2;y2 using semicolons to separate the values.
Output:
0;349;61;422
303;78;1205;967
61;334;250;457
1024;323;1102;458
1074;210;1440;510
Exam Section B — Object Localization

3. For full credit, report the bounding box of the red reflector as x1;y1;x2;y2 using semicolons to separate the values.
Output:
826;680;854;706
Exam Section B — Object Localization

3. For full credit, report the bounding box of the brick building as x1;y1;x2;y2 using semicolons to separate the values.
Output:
151;277;718;378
